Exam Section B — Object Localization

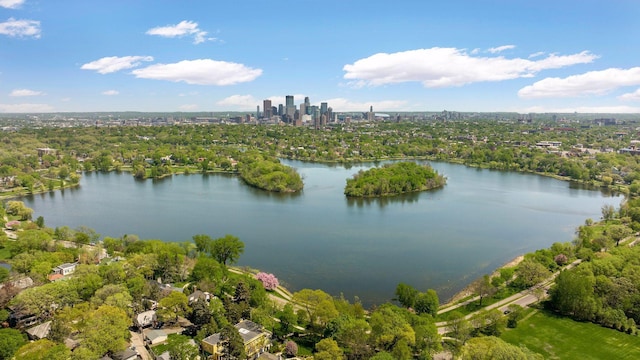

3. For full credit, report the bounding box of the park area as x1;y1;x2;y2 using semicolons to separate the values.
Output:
501;310;640;359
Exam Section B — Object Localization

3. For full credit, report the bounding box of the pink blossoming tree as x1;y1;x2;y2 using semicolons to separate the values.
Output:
256;272;279;291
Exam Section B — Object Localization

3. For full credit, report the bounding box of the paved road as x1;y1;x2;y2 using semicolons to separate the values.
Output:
130;331;151;360
436;259;582;335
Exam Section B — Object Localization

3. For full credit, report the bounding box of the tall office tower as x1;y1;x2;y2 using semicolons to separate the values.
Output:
278;104;284;116
304;97;311;114
256;106;260;120
321;114;327;126
271;107;277;117
368;106;374;121
320;102;328;115
299;103;306;121
327;107;333;123
286;95;294;108
285;95;295;123
263;100;272;119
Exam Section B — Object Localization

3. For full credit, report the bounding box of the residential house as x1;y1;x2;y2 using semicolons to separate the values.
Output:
52;262;77;276
145;329;168;345
202;320;271;360
26;321;52;340
134;310;157;329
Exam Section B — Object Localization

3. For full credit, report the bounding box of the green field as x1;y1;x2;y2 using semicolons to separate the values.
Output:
501;310;640;359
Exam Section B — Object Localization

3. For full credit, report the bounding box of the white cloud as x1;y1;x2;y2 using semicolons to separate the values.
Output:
343;47;597;88
146;20;214;44
10;89;44;97
518;67;640;98
320;98;407;112
529;51;546;58
519;105;640;114
102;90;119;96
81;56;154;74
0;0;25;9
217;94;257;109
179;104;198;111
131;59;262;85
488;45;515;54
619;88;640;102
0;18;40;38
0;103;54;112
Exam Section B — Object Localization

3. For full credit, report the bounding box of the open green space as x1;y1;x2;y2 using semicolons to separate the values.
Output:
501;310;640;360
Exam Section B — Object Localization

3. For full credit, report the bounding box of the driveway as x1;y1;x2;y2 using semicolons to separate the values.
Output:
130;331;152;360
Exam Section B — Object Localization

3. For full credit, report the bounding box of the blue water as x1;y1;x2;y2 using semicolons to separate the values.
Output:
22;160;620;306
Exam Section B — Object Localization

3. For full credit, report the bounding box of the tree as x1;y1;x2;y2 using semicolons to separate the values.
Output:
78;305;131;357
550;267;597;321
284;341;298;358
334;317;371;359
277;304;297;336
219;324;246;360
166;334;199;360
210;234;244;266
6;201;33;220
472;275;497;306
447;311;472;345
602;204;616;221
256;272;279;291
395;283;418;308
158;291;190;324
13;339;71;360
414;289;439;316
606;224;632;247
369;305;415;352
0;328;27;360
192;234;213;254
292;289;335;329
461;336;543;360
315;338;344;360
514;259;551;289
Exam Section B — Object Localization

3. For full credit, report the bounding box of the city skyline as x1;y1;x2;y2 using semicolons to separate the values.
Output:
1;1;640;114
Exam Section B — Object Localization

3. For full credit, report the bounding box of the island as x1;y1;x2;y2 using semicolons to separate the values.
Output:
344;161;446;197
237;153;304;193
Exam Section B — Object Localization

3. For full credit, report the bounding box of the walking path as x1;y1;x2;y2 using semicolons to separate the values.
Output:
435;259;582;335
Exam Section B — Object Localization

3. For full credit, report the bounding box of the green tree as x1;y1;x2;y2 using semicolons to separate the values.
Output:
158;291;191;324
472;274;497;306
0;328;27;360
315;338;344;360
514;259;551;289
395;283;418;308
461;336;543;360
219;324;246;360
166;334;199;360
210;234;245;266
5;201;33;220
193;234;213;254
13;339;71;360
606;224;632;247
369;305;415;352
78;305;131;357
550;267;597;321
414;289;439;316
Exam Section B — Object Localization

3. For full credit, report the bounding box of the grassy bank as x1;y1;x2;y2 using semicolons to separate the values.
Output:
501;310;640;359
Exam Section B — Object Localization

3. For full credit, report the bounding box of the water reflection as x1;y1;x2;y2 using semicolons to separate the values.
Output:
346;191;423;208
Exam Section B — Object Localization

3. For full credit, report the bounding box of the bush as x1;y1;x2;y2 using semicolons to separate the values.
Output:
285;341;298;357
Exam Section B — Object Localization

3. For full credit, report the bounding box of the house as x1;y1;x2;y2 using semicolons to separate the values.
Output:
202;320;271;360
145;329;168;345
134;310;156;329
52;262;77;276
26;321;51;340
99;348;138;360
187;290;212;305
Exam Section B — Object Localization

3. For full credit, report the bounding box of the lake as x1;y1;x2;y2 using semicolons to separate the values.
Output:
22;160;621;306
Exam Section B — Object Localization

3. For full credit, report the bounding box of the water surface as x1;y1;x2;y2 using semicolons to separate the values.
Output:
23;160;620;306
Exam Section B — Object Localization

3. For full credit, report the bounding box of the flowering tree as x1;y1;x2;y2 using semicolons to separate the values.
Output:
5;220;20;230
256;272;279;291
284;341;298;358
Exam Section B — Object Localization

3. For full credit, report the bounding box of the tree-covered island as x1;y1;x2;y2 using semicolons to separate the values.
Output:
237;153;303;193
344;162;446;197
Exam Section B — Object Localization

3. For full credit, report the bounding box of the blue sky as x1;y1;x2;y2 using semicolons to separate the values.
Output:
1;0;639;113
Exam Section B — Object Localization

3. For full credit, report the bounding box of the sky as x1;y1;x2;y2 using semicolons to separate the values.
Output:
1;0;640;114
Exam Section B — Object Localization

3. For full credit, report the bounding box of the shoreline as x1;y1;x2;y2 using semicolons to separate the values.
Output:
440;255;524;308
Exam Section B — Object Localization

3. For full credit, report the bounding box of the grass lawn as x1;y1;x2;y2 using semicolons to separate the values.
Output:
0;247;11;260
437;287;520;321
501;310;640;360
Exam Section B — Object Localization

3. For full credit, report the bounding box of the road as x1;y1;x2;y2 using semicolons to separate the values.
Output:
129;331;152;360
436;259;582;335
